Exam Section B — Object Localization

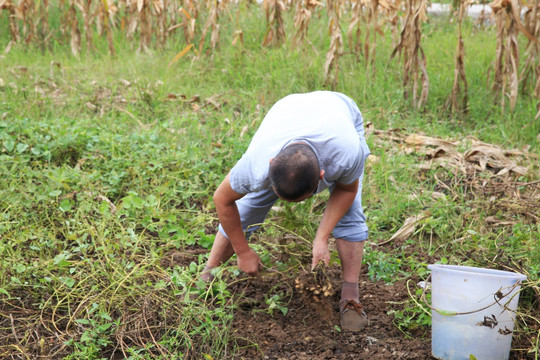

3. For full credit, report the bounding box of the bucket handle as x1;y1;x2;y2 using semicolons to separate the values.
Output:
419;273;525;317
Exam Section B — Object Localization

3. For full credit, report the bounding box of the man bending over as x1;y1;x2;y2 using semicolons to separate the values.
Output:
202;91;371;331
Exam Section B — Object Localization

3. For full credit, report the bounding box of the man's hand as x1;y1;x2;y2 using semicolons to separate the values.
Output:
214;173;260;275
311;179;358;270
237;248;262;277
312;238;330;270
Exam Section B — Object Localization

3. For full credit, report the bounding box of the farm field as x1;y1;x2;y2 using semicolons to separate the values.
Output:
0;0;539;359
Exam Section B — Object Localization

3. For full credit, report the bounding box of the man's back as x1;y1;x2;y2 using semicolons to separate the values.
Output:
230;91;369;194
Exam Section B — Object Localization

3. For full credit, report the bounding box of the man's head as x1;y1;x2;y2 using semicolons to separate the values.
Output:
269;143;322;202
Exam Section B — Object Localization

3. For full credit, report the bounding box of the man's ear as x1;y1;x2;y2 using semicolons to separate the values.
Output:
269;157;274;165
319;169;325;180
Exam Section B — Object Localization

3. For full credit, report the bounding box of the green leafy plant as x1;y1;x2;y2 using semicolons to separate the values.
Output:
64;303;116;358
364;249;407;284
264;292;289;316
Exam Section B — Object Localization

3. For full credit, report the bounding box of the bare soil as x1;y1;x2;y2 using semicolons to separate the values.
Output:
166;245;534;360
229;266;432;360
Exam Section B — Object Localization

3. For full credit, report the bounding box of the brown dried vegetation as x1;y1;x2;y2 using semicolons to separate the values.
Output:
262;0;286;46
491;0;537;111
323;0;344;88
2;1;540;112
390;0;429;109
447;0;471;114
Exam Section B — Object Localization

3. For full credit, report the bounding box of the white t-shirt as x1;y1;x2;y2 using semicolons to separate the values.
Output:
229;91;370;195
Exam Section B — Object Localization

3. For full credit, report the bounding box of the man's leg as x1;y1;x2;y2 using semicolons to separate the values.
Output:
331;168;369;331
335;238;368;331
336;238;365;301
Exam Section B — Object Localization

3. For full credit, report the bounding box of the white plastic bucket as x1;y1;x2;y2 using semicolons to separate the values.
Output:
427;264;527;360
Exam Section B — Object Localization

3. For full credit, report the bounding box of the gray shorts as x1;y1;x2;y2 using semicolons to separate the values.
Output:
218;170;368;242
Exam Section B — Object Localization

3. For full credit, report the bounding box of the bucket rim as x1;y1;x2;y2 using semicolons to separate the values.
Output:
427;264;527;281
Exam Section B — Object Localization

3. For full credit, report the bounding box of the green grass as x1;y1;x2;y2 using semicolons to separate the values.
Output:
0;3;539;358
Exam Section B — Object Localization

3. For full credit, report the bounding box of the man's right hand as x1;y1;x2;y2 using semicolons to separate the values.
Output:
214;173;260;276
312;237;330;270
236;248;261;277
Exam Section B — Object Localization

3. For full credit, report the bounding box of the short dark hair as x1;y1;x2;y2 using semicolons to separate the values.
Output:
269;143;320;200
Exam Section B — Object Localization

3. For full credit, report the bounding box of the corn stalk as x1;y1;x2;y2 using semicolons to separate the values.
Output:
177;0;198;45
1;0;21;51
324;0;343;88
348;0;395;67
37;0;51;49
446;0;471;114
292;0;322;48
100;0;117;55
139;0;152;53
199;0;224;55
18;0;36;44
388;0;403;49
80;0;96;53
69;2;81;56
262;0;286;47
491;0;536;111
522;0;540;120
364;0;394;69
390;0;429;109
231;0;244;46
521;0;540;98
153;0;168;46
346;0;363;57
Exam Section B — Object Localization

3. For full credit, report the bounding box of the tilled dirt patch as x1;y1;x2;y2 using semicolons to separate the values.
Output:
228;265;433;360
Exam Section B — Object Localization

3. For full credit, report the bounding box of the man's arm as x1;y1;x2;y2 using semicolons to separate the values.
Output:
213;173;261;276
311;179;359;269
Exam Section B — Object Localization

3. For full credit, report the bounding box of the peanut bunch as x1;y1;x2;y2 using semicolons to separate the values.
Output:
294;262;335;302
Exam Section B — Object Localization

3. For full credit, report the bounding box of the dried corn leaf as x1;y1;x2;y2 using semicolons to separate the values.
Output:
464;144;528;175
404;134;458;148
199;0;221;55
137;0;145;12
262;0;286;47
232;30;243;46
378;212;428;245
431;191;447;200
293;0;320;48
390;0;429;108
167;23;183;32
324;0;343;87
425;147;462;163
521;0;540;97
490;0;531;110
69;5;81;57
168;44;194;67
446;0;471;114
179;7;191;19
324;30;343;85
485;216;516;226
153;0;164;14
